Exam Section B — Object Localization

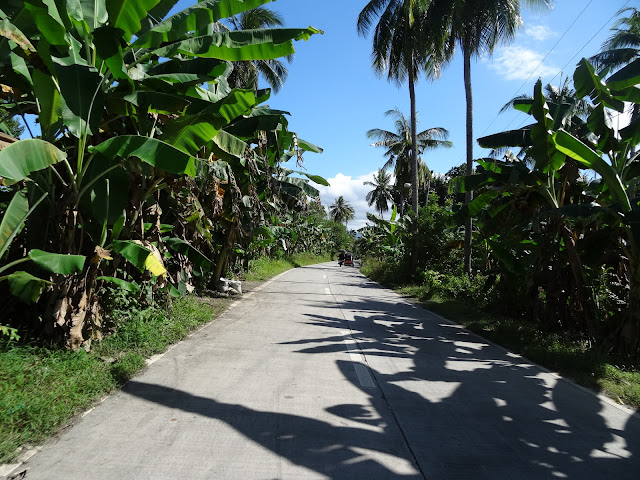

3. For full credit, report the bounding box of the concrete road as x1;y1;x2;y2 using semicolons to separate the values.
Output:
11;263;640;479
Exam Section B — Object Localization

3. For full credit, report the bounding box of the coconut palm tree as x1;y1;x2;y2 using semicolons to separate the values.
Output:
357;1;447;216
226;7;291;92
591;7;640;74
365;169;395;216
367;108;451;214
422;0;552;274
329;196;356;228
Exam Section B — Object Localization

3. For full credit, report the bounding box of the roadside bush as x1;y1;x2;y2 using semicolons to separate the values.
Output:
419;270;496;306
360;257;410;286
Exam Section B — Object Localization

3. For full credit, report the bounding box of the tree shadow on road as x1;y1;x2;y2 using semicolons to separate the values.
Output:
122;379;422;479
283;294;640;480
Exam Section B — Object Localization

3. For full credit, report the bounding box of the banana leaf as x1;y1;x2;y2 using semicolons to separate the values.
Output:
67;0;108;32
32;70;62;140
97;276;141;293
554;130;631;212
152;27;322;62
276;177;319;198
164;237;212;270
53;61;106;138
0;190;47;258
23;0;68;46
0;139;66;185
296;138;323;154
210;130;248;160
112;240;167;276
89;136;197;177
0;17;34;51
607;58;640;91
28;249;86;274
225;108;288;137
162;89;256;155
5;271;51;303
279;168;329;186
107;0;164;40
133;0;270;49
478;127;532;149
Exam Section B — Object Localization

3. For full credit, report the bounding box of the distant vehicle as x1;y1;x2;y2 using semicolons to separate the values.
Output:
338;251;355;267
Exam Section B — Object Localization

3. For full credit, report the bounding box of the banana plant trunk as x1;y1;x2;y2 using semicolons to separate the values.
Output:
559;221;597;339
213;222;239;282
463;44;473;276
621;247;640;352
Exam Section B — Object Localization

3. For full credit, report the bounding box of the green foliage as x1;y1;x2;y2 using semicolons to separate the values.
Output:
0;0;326;348
455;52;640;351
360;257;410;286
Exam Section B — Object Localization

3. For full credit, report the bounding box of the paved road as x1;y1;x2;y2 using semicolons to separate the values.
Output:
11;263;640;479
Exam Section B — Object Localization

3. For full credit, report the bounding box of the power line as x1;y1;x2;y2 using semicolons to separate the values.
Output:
478;0;594;138
483;0;629;139
548;0;630;84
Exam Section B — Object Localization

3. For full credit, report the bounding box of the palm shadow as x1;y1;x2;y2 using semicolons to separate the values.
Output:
288;292;640;480
123;379;422;479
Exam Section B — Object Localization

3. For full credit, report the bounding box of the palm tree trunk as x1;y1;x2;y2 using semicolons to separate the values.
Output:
409;58;419;273
409;70;419;214
463;44;474;276
425;175;431;207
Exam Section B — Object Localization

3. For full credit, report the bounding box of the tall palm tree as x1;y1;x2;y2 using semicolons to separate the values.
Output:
423;0;552;274
591;7;640;74
329;196;356;228
226;7;291;92
365;169;395;216
357;1;446;216
367;108;451;214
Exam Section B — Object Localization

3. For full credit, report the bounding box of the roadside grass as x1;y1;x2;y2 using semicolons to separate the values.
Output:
386;281;640;410
0;297;223;464
243;253;331;281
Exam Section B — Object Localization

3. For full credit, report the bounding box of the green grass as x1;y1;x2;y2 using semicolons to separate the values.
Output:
0;296;225;463
244;253;331;281
374;274;640;410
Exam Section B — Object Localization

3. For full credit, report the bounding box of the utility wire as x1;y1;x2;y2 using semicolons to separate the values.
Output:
549;0;630;84
478;1;594;138
489;0;629;137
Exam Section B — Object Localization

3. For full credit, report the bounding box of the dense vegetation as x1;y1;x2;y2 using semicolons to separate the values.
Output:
358;5;640;363
0;0;348;349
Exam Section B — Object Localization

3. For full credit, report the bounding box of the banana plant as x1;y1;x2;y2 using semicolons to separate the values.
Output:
460;77;607;337
454;58;640;350
554;58;640;350
0;0;322;348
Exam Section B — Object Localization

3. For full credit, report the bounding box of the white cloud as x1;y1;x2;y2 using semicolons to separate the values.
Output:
525;25;555;42
317;171;389;231
489;45;558;81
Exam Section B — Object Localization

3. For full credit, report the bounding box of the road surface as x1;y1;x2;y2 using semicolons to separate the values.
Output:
9;262;640;479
